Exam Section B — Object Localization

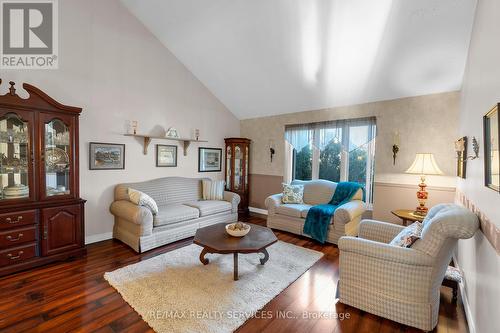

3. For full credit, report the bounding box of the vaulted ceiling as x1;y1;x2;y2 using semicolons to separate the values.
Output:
122;0;477;119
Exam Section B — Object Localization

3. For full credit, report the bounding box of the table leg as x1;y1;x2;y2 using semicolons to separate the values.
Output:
233;253;238;281
199;247;210;265
259;248;269;265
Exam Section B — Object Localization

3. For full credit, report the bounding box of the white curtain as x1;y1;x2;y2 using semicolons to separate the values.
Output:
284;117;377;203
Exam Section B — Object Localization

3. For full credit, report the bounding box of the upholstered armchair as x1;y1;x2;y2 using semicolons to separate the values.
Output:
338;204;479;331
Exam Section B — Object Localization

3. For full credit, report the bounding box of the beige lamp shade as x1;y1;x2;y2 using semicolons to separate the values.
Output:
405;153;444;175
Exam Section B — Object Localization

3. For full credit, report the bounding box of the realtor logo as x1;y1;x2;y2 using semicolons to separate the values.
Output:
1;0;58;69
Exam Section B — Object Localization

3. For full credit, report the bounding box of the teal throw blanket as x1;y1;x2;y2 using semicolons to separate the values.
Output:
303;182;365;243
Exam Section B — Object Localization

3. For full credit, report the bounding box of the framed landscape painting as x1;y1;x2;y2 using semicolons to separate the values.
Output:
198;147;222;172
156;144;177;167
484;104;500;192
89;142;125;170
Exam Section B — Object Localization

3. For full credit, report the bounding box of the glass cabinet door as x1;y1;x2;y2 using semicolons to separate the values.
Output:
0;112;32;201
234;144;243;191
226;145;232;190
43;117;72;198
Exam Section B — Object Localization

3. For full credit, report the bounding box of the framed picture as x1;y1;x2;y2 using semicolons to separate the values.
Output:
156;144;177;167
484;104;500;192
198;147;222;172
455;136;467;179
89;142;125;170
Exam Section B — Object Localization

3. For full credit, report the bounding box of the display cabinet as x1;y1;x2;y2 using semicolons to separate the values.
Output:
224;138;251;215
0;80;85;277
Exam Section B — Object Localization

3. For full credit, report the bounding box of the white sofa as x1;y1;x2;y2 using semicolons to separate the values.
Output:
110;177;240;252
265;179;365;244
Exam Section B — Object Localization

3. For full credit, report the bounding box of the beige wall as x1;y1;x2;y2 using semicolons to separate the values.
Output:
2;0;240;243
241;92;459;211
455;0;500;332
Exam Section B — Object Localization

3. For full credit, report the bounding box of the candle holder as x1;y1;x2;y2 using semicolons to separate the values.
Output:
392;131;400;165
392;144;399;165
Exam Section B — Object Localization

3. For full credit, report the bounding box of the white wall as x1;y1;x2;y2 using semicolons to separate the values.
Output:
456;0;500;332
1;0;240;242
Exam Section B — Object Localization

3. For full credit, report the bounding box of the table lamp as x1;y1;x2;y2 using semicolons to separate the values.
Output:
405;153;443;216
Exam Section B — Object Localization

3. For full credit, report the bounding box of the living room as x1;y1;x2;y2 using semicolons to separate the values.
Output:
0;0;498;333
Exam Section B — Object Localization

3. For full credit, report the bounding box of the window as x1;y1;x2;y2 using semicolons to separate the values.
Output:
285;117;376;204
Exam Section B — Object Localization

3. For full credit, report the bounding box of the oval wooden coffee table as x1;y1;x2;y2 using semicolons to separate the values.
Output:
193;223;278;281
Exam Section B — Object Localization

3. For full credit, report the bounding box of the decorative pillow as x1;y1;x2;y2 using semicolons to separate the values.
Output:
202;179;225;200
389;222;423;248
281;184;304;204
445;266;462;283
128;188;158;215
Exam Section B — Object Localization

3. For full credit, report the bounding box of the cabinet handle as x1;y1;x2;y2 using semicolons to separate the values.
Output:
7;251;24;260
5;216;23;224
43;225;48;240
6;233;23;242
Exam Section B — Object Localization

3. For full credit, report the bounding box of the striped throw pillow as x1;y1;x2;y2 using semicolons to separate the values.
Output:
202;179;225;200
128;188;158;215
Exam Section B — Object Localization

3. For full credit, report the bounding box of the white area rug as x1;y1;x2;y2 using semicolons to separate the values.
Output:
104;241;323;333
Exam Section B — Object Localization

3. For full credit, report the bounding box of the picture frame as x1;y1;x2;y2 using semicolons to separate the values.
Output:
156;144;177;167
89;142;125;170
484;103;500;192
455;136;467;179
198;147;222;172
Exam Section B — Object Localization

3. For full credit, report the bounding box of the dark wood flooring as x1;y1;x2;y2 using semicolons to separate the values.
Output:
0;216;468;333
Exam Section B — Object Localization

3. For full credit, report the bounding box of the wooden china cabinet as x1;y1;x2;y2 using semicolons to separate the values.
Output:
0;80;85;277
224;138;251;216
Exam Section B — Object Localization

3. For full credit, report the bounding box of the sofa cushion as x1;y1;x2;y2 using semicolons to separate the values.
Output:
292;179;336;205
154;204;200;227
275;204;312;218
185;200;232;217
202;180;225;200
389;222;423;248
128;188;158;215
281;184;304;204
291;179;363;205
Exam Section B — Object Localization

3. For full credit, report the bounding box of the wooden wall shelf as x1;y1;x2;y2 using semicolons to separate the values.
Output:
124;134;207;156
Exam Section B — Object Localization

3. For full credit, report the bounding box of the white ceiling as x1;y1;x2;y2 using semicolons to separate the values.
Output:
122;0;477;120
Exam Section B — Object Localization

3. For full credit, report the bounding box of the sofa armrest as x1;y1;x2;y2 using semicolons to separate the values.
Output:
110;200;153;226
265;193;283;215
358;219;405;243
334;200;365;225
224;191;241;213
338;236;433;266
339;236;434;266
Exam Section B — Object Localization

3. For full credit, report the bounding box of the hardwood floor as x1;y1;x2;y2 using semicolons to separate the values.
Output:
0;216;468;333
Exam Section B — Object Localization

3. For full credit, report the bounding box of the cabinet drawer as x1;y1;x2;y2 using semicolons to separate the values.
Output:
0;226;37;249
0;243;37;267
0;210;37;230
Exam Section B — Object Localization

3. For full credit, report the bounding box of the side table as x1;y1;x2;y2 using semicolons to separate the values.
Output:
391;209;424;226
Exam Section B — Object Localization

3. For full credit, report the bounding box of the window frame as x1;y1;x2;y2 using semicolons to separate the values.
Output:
287;117;376;204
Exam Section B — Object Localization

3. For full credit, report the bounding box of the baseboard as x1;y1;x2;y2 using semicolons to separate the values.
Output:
249;207;268;215
85;232;113;245
453;255;476;333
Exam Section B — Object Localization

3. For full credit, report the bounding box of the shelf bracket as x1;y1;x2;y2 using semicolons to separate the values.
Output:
143;137;151;155
182;140;190;156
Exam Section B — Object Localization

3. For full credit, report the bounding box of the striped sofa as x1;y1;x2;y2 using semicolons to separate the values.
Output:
265;179;366;244
338;204;479;331
109;177;240;252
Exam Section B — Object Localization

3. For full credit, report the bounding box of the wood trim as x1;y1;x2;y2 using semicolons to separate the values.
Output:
374;181;456;192
456;190;500;255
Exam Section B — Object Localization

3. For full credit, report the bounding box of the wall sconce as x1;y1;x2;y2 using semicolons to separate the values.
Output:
269;139;276;162
392;131;400;165
455;136;479;161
